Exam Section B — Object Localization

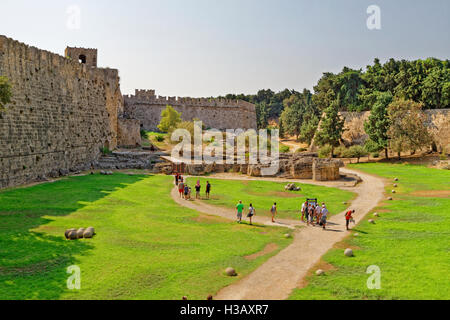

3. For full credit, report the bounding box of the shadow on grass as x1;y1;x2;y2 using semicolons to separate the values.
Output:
0;173;146;300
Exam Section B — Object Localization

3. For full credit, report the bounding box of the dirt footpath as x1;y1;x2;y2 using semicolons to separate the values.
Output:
172;168;385;300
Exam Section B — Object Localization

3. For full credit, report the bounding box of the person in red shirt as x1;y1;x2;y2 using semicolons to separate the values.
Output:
345;210;355;231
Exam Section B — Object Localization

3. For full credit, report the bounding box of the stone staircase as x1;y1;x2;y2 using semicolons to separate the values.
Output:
94;151;167;170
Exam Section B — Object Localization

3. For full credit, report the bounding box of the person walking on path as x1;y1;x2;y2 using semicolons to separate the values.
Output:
195;181;201;200
304;203;310;226
247;204;255;225
236;201;244;223
206;181;211;199
309;205;316;227
184;184;190;200
321;204;329;230
175;173;179;186
315;203;322;225
178;181;185;198
271;203;277;223
301;201;307;222
345;210;355;231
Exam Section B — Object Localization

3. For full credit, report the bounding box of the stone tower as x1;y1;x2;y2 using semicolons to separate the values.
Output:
65;47;98;67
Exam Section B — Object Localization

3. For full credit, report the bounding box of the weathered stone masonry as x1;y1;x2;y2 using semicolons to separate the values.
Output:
123;89;257;131
0;36;122;189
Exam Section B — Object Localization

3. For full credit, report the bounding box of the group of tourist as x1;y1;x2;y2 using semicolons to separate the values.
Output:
301;201;330;230
175;173;356;231
175;173;211;200
301;201;356;231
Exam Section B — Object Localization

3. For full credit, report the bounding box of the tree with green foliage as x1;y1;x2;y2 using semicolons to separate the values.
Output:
255;102;268;129
280;89;318;140
280;95;303;139
278;118;285;139
299;114;319;145
0;76;12;111
157;105;182;133
347;145;368;163
364;91;393;159
315;102;345;157
387;99;432;159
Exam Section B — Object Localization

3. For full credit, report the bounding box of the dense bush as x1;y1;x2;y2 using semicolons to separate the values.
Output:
319;145;332;158
280;145;291;153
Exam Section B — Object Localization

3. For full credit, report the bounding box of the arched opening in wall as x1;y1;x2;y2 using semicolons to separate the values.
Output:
79;55;87;64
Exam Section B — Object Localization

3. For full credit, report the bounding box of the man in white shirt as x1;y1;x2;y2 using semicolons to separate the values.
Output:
301;201;308;222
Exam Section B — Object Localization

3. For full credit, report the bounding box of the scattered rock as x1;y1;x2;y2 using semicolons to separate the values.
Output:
86;227;95;235
77;228;86;238
394;178;399;182
225;268;237;277
343;202;347;205
344;249;354;257
388;197;393;201
65;228;76;239
392;190;396;194
284;234;291;239
354;233;359;237
393;184;398;188
83;230;94;239
68;231;78;240
373;213;379;217
368;219;375;224
316;269;325;276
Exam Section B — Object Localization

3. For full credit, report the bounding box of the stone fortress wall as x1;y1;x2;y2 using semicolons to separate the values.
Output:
339;109;450;152
123;89;257;131
311;109;450;152
0;36;122;189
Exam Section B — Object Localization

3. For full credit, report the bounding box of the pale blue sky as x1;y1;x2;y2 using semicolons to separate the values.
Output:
1;0;449;96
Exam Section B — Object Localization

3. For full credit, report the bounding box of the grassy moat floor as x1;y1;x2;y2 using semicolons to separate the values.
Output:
0;163;448;300
0;174;292;300
289;163;450;300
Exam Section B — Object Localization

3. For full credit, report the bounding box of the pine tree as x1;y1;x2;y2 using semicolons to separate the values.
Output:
315;102;345;157
364;91;393;159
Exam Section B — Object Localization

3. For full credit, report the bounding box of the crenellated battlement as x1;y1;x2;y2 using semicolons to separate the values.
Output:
123;90;257;131
124;89;255;112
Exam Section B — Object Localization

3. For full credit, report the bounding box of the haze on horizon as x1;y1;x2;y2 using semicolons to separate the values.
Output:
1;0;449;97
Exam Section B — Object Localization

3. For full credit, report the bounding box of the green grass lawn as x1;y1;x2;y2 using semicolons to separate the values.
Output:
0;174;292;300
290;163;450;300
186;178;355;220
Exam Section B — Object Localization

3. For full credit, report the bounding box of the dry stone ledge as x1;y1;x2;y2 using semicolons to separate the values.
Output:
95;151;163;170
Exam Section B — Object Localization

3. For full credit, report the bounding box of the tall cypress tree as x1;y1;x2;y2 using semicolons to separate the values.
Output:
364;91;393;159
315;102;345;157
